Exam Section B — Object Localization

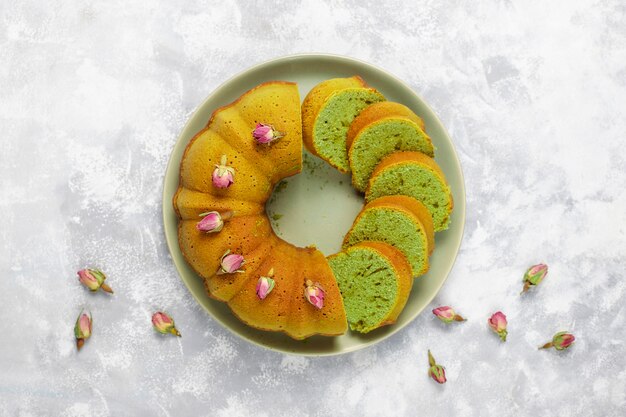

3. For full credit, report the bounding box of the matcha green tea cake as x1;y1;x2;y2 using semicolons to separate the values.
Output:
343;195;434;276
365;151;453;232
328;241;413;333
302;76;386;173
347;102;435;192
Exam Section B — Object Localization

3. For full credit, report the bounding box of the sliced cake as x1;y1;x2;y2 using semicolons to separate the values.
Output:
343;195;434;277
302;76;385;173
328;241;413;333
347;102;435;192
365;151;453;231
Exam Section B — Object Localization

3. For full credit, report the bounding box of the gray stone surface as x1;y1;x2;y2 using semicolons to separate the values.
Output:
1;1;625;416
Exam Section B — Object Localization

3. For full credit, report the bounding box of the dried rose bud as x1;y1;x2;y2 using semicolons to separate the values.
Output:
74;310;92;351
256;269;275;300
77;268;113;294
488;311;508;341
217;250;245;275
521;263;548;294
196;211;234;233
428;350;447;384
151;311;181;337
539;331;575;350
304;279;325;309
212;155;235;189
252;123;284;145
432;306;466;323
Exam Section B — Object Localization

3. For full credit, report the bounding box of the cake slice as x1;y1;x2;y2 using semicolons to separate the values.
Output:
328;241;413;333
286;246;348;339
343;195;434;276
302;76;385;173
347;102;434;192
365;151;453;231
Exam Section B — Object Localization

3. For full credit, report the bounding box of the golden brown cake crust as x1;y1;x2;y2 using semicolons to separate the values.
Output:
173;187;264;220
177;215;272;282
208;81;303;183
206;81;298;128
227;240;347;340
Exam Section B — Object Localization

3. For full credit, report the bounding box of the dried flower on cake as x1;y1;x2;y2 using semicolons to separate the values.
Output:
256;269;275;300
304;279;325;309
196;211;233;233
521;263;548;294
152;311;181;337
428;350;447;384
252;123;284;145
74;310;92;351
432;306;466;323
212;155;235;189
217;250;245;275
539;331;575;351
488;311;508;342
77;268;113;294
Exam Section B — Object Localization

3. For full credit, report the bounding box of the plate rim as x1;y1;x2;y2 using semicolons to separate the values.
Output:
162;53;466;356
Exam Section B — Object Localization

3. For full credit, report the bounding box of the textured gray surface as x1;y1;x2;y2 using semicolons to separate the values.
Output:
1;1;625;416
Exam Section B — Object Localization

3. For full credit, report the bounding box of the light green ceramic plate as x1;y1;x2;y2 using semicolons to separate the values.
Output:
162;54;465;356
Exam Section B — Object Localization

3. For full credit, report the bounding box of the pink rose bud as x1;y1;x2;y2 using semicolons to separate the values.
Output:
151;311;181;337
217;250;245;275
521;263;548;294
428;350;447;384
488;311;508;341
196;210;233;233
74;310;92;351
197;211;222;233
304;279;325;309
252;123;284;145
256;269;275;300
539;331;575;350
77;268;113;294
432;306;466;323
212;155;235;189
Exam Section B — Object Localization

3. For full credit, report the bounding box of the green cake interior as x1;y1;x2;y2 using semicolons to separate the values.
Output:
328;247;398;333
313;89;385;172
350;120;434;191
343;208;427;275
366;163;452;231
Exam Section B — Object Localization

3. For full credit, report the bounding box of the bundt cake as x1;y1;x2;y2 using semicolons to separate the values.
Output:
174;75;456;340
343;195;434;277
174;81;347;340
366;151;454;231
302;76;386;173
347;102;435;192
328;241;413;333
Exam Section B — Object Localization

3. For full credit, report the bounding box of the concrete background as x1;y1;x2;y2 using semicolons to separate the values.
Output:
1;1;625;416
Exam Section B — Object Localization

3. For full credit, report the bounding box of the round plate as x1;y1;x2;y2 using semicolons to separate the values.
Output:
162;54;465;356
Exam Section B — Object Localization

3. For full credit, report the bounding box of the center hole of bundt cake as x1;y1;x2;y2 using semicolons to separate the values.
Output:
265;151;364;256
